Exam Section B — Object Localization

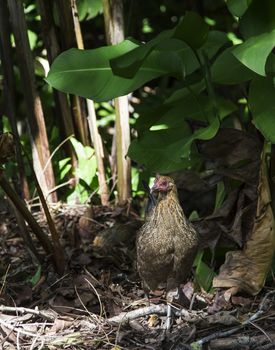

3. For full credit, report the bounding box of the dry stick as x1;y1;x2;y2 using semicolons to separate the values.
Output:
103;0;131;204
107;304;203;325
193;290;275;348
0;174;53;256
0;306;56;322
209;335;275;350
22;148;65;275
7;0;57;202
8;199;42;264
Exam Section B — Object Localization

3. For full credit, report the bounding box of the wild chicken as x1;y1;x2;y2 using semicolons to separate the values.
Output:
137;175;199;328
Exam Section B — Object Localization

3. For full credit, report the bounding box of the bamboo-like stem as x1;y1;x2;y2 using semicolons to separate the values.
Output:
0;173;53;257
87;101;110;205
0;0;29;200
114;97;131;202
36;0;78;170
56;0;89;146
72;0;110;205
103;0;131;203
8;200;42;264
7;0;57;202
23;150;65;275
269;144;275;216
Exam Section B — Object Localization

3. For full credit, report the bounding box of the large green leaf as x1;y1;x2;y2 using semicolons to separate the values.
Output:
173;11;209;49
211;47;257;84
165;80;206;104
110;30;173;79
240;0;275;39
77;0;102;20
47;40;184;101
266;54;275;76
199;30;228;59
249;77;275;142
232;30;275;76
128;127;201;173
111;12;208;79
226;0;252;17
128;92;231;171
150;95;236;130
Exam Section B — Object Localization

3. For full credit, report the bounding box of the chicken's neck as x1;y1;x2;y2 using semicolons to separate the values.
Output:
150;189;188;228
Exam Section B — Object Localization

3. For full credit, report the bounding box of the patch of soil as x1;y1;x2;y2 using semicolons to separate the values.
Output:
0;201;275;350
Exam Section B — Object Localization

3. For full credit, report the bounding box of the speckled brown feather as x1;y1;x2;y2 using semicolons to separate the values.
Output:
136;176;199;292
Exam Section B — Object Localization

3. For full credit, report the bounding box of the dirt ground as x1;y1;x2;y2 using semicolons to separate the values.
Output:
0;202;275;350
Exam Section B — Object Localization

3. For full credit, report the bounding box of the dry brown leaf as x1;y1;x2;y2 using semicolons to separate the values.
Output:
206;311;239;326
0;133;15;164
213;150;275;295
48;318;74;334
147;314;159;327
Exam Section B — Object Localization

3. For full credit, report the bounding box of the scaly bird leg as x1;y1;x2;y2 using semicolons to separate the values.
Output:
164;288;179;330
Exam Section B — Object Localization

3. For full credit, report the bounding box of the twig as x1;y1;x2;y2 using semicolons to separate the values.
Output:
108;304;203;325
0;305;56;321
208;334;275;350
192;290;275;348
259;341;275;350
249;320;272;342
0;315;47;338
84;278;104;318
0;264;10;296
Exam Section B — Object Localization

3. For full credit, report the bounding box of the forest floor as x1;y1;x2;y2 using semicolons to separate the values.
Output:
0;202;275;350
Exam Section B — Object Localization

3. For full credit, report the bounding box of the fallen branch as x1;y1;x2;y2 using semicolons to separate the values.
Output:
192;290;275;348
209;334;275;350
108;304;205;325
0;305;57;321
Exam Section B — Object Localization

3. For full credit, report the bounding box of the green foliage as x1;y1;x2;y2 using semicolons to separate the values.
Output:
226;0;252;17
47;3;275;175
47;39;191;101
27;265;41;286
77;0;102;20
62;138;97;203
211;47;257;84
193;251;215;292
232;30;275;76
214;181;226;210
249;77;275;143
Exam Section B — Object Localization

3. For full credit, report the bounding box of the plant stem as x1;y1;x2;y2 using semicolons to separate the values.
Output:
103;0;131;203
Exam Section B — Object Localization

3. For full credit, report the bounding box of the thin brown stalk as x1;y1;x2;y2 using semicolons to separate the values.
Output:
103;0;131;203
7;0;57;202
55;0;89;146
22;149;65;275
0;0;29;200
72;0;110;205
0;173;53;257
36;0;78;171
